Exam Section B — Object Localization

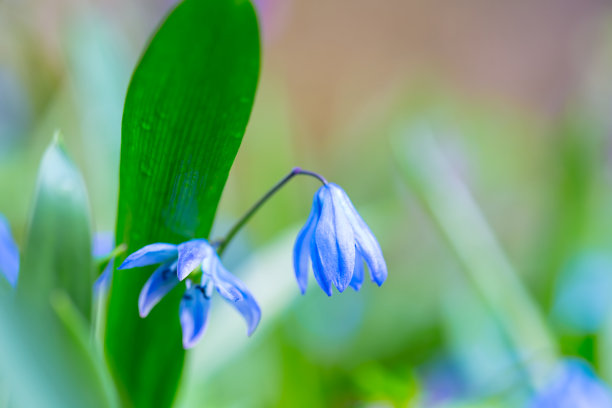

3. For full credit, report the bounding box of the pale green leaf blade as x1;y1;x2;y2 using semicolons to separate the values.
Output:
17;133;94;319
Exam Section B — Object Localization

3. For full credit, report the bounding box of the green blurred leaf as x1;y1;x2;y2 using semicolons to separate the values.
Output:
17;132;93;319
0;293;117;408
105;0;260;406
392;124;557;386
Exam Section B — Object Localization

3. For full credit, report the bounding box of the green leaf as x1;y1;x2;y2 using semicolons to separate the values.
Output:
105;0;260;406
0;292;117;408
17;132;94;319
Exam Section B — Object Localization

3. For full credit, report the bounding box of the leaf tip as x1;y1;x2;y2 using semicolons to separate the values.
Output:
52;130;65;148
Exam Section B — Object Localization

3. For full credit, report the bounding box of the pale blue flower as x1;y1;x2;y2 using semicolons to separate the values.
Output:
530;359;612;408
119;238;261;348
0;213;19;288
293;183;387;296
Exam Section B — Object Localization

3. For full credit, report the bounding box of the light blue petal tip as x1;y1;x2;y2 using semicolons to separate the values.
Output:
120;242;178;269
246;300;261;336
349;252;364;291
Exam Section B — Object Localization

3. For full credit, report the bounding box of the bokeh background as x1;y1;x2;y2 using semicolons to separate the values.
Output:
2;0;612;406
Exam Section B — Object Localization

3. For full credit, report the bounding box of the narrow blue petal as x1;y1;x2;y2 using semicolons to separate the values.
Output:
180;283;211;349
93;263;112;294
212;261;261;336
119;243;178;270
293;192;321;294
92;232;115;294
310;233;332;296
329;183;387;286
349;250;364;291
138;261;180;317
314;185;355;292
0;214;19;288
177;239;212;281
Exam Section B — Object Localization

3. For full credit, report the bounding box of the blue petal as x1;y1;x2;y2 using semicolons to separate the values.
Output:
92;232;115;294
293;192;321;294
119;243;178;269
93;263;113;294
177;239;212;281
179;282;211;349
329;183;387;286
212;261;261;336
201;255;240;302
138;261;180;317
310;232;333;296
349;250;364;291
314;185;355;292
0;214;19;288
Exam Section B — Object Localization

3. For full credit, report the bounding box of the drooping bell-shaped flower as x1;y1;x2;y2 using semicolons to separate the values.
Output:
0;213;19;288
530;359;612;408
293;183;387;296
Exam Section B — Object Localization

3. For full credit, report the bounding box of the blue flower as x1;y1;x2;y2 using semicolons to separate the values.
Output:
119;239;261;348
530;359;612;408
0;213;19;288
293;183;387;296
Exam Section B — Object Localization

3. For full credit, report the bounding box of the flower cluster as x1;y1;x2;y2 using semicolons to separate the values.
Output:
120;176;387;349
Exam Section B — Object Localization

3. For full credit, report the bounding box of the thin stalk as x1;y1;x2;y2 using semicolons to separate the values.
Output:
216;167;326;256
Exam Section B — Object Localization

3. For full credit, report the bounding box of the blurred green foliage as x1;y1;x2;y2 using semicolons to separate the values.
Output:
1;0;612;407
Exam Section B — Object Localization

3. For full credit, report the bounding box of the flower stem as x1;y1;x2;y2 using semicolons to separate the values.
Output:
216;167;326;256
